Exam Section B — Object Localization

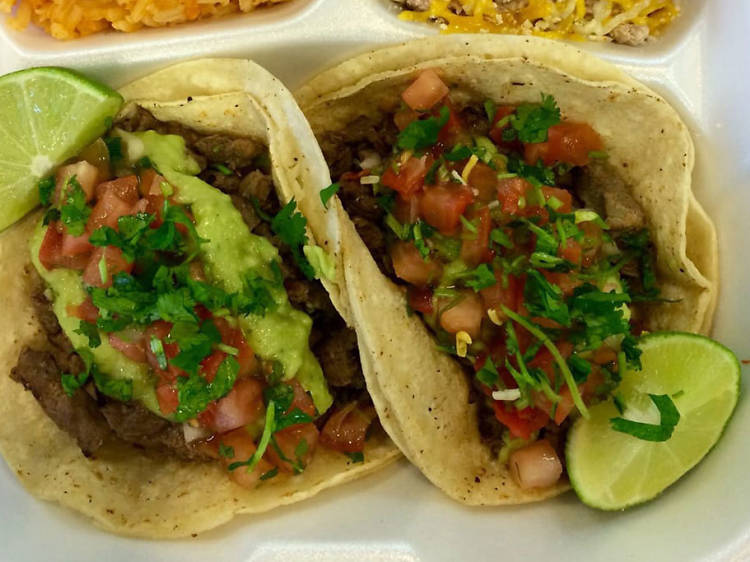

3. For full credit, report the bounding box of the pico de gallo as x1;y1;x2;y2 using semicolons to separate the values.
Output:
327;69;660;490
30;126;377;488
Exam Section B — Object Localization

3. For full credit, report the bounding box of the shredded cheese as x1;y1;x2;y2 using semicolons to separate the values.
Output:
487;308;505;326
398;0;679;44
461;154;479;183
456;330;472;357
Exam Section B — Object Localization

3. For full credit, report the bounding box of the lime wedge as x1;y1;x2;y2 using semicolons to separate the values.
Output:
0;67;123;231
566;332;740;510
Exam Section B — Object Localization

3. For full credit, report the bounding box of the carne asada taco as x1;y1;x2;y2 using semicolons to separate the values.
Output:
296;36;718;504
0;59;398;537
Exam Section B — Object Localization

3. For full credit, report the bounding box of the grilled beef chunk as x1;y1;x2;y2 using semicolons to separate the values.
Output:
99;401;206;461
11;348;110;457
573;161;646;230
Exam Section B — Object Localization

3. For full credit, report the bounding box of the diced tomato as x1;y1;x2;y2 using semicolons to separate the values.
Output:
528;342;574;384
393;107;419;131
320;402;376;453
38;225;89;271
213;318;257;377
68;297;99;323
60;231;93;257
592;346;617;365
82;246;133;288
401;69;450;111
480;272;523;315
460;206;492;267
492;402;549;440
541;186;573;213
418;183;473;234
108;333;147;363
218;428;274;488
579;220;603;267
95;175;139;205
436;105;464;146
407;286;434;315
391;241;441;286
559;238;582;266
524;122;603;167
497;177;532;216
156;383;179;416
381;155;430;198
265;423;319;473
54;161;98;205
139;169;168;197
86;190;134;232
200;351;227;383
288;379;317;418
540;270;581;297
489;106;517;146
198;378;265;433
468;162;500;203
392;194;422;225
439;291;484;339
131;198;150;215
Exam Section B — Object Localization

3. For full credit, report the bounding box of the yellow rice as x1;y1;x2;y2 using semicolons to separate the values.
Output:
0;0;292;40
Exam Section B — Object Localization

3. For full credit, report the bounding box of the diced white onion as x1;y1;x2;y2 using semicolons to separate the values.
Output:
492;388;521;401
358;150;381;170
182;422;210;444
509;440;563;490
360;175;380;185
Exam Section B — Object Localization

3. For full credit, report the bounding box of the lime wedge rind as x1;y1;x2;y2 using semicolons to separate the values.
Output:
566;331;740;510
0;67;123;231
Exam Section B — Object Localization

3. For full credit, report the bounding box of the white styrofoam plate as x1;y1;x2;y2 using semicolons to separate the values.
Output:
0;1;748;560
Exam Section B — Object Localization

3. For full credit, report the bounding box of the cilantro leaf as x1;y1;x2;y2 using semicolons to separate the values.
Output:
476;357;499;387
74;321;101;348
320;182;341;209
510;93;561;144
567;355;592;384
569;284;630;349
275;408;314;432
218;443;235;459
523;269;570;326
465;263;497;291
228;398;276;472
346;451;365;463
92;369;133;401
397;106;450;151
60;371;90;397
444;144;472;161
610;394;680;442
38;177;55;207
174;355;239;421
59;177;91;236
507;155;556;186
271;199;315;280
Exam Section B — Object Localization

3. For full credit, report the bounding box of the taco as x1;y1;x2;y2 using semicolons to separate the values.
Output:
296;36;718;504
0;59;398;538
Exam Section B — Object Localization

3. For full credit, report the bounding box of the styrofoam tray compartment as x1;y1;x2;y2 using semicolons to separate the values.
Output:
0;1;749;561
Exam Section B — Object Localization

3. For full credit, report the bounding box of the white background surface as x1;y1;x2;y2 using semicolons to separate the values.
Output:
1;1;749;560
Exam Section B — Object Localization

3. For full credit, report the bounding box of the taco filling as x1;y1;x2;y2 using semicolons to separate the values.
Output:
321;69;662;490
12;108;378;489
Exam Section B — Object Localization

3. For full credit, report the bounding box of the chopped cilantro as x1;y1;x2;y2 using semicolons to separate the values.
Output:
212;163;233;176
490;228;513;249
509;93;561;144
610;394;680;442
396;106;450;151
444;144;472;161
346;451;365;463
523;270;570;326
483;99;496;122
260;467;279;481
320;182;341;209
569;284;630;350
507;155;556;187
567;355;592;384
465;264;496;291
228;399;276;472
104;137;122;162
74;321;101;348
174;356;239;422
271;199;315;280
218;443;235;459
38;177;55;206
59;177;91;236
476;357;499;387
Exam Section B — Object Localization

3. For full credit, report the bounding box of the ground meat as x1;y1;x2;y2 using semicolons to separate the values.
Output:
338;176;383;222
458;105;491;138
11;348;110;456
319;114;398;180
392;0;430;10
314;328;365;389
573;161;646;230
609;23;650;46
192;135;262;170
99;401;208;461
